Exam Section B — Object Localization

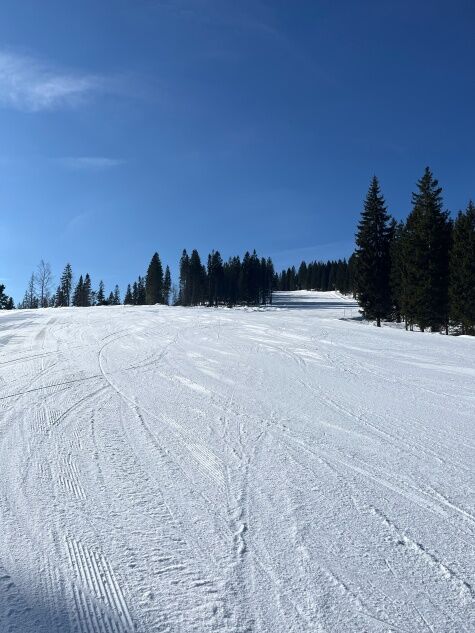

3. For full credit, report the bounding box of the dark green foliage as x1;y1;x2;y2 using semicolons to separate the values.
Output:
145;252;164;305
189;250;206;306
178;249;275;306
124;284;133;305
72;275;84;307
402;168;452;332
449;201;475;334
354;176;393;326
389;221;405;323
96;280;106;306
277;259;353;294
0;284;14;310
207;251;224;307
72;273;93;307
179;250;190;306
60;263;73;307
163;266;171;305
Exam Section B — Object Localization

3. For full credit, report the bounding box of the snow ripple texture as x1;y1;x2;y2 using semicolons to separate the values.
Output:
0;292;474;632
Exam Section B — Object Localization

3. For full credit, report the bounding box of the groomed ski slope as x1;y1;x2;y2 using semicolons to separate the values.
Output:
0;291;473;633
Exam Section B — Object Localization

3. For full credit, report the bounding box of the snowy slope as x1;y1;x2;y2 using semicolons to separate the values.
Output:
0;291;473;633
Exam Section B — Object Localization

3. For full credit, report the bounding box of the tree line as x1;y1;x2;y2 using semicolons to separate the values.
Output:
178;249;274;306
276;258;355;294
2;166;473;336
354;167;475;335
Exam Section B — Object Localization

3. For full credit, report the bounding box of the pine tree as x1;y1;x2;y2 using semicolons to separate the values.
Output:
189;250;204;305
179;249;190;305
137;276;146;304
132;281;138;305
83;274;92;307
60;263;73;307
354;176;393;326
389;220;405;323
402;167;452;333
113;285;121;305
97;280;105;306
73;275;84;307
163;266;171;305
449;201;475;334
0;284;13;310
124;284;133;305
145;252;164;305
207;250;224;306
54;285;64;307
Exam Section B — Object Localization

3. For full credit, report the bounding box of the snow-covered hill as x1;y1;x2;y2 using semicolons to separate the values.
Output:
0;291;473;632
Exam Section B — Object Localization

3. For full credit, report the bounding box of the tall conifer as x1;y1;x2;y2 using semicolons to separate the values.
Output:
354;176;392;326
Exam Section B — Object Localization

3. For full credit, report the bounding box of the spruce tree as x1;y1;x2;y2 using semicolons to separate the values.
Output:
189;250;204;305
163;266;171;305
179;249;190;305
73;275;84;307
124;284;133;305
0;284;12;309
449;201;475;334
137;277;146;304
83;274;92;307
113;285;121;305
402;167;451;333
389;220;405;323
207;251;224;306
354;176;392;326
97;280;105;306
54;285;64;307
145;253;164;304
60;263;73;307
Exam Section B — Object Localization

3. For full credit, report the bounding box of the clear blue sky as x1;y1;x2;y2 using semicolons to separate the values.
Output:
1;0;474;301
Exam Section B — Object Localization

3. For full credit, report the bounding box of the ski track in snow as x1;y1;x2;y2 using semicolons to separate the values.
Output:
0;291;474;632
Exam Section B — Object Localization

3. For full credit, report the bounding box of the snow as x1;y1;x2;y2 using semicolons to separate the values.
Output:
0;290;474;632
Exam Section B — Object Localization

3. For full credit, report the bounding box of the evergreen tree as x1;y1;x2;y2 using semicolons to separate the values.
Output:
389;221;405;323
354;176;392;326
113;285;121;305
60;263;73;307
145;252;164;305
132;281;139;305
0;284;13;310
137;276;146;304
54;285;65;307
402;167;452;333
97;280;106;306
83;274;92;307
179;249;190;305
449;201;475;334
73;275;84;307
163;266;171;305
207;250;224;306
124;284;133;305
189;249;205;305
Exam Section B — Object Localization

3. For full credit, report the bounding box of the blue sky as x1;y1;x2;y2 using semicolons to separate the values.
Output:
1;0;474;301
